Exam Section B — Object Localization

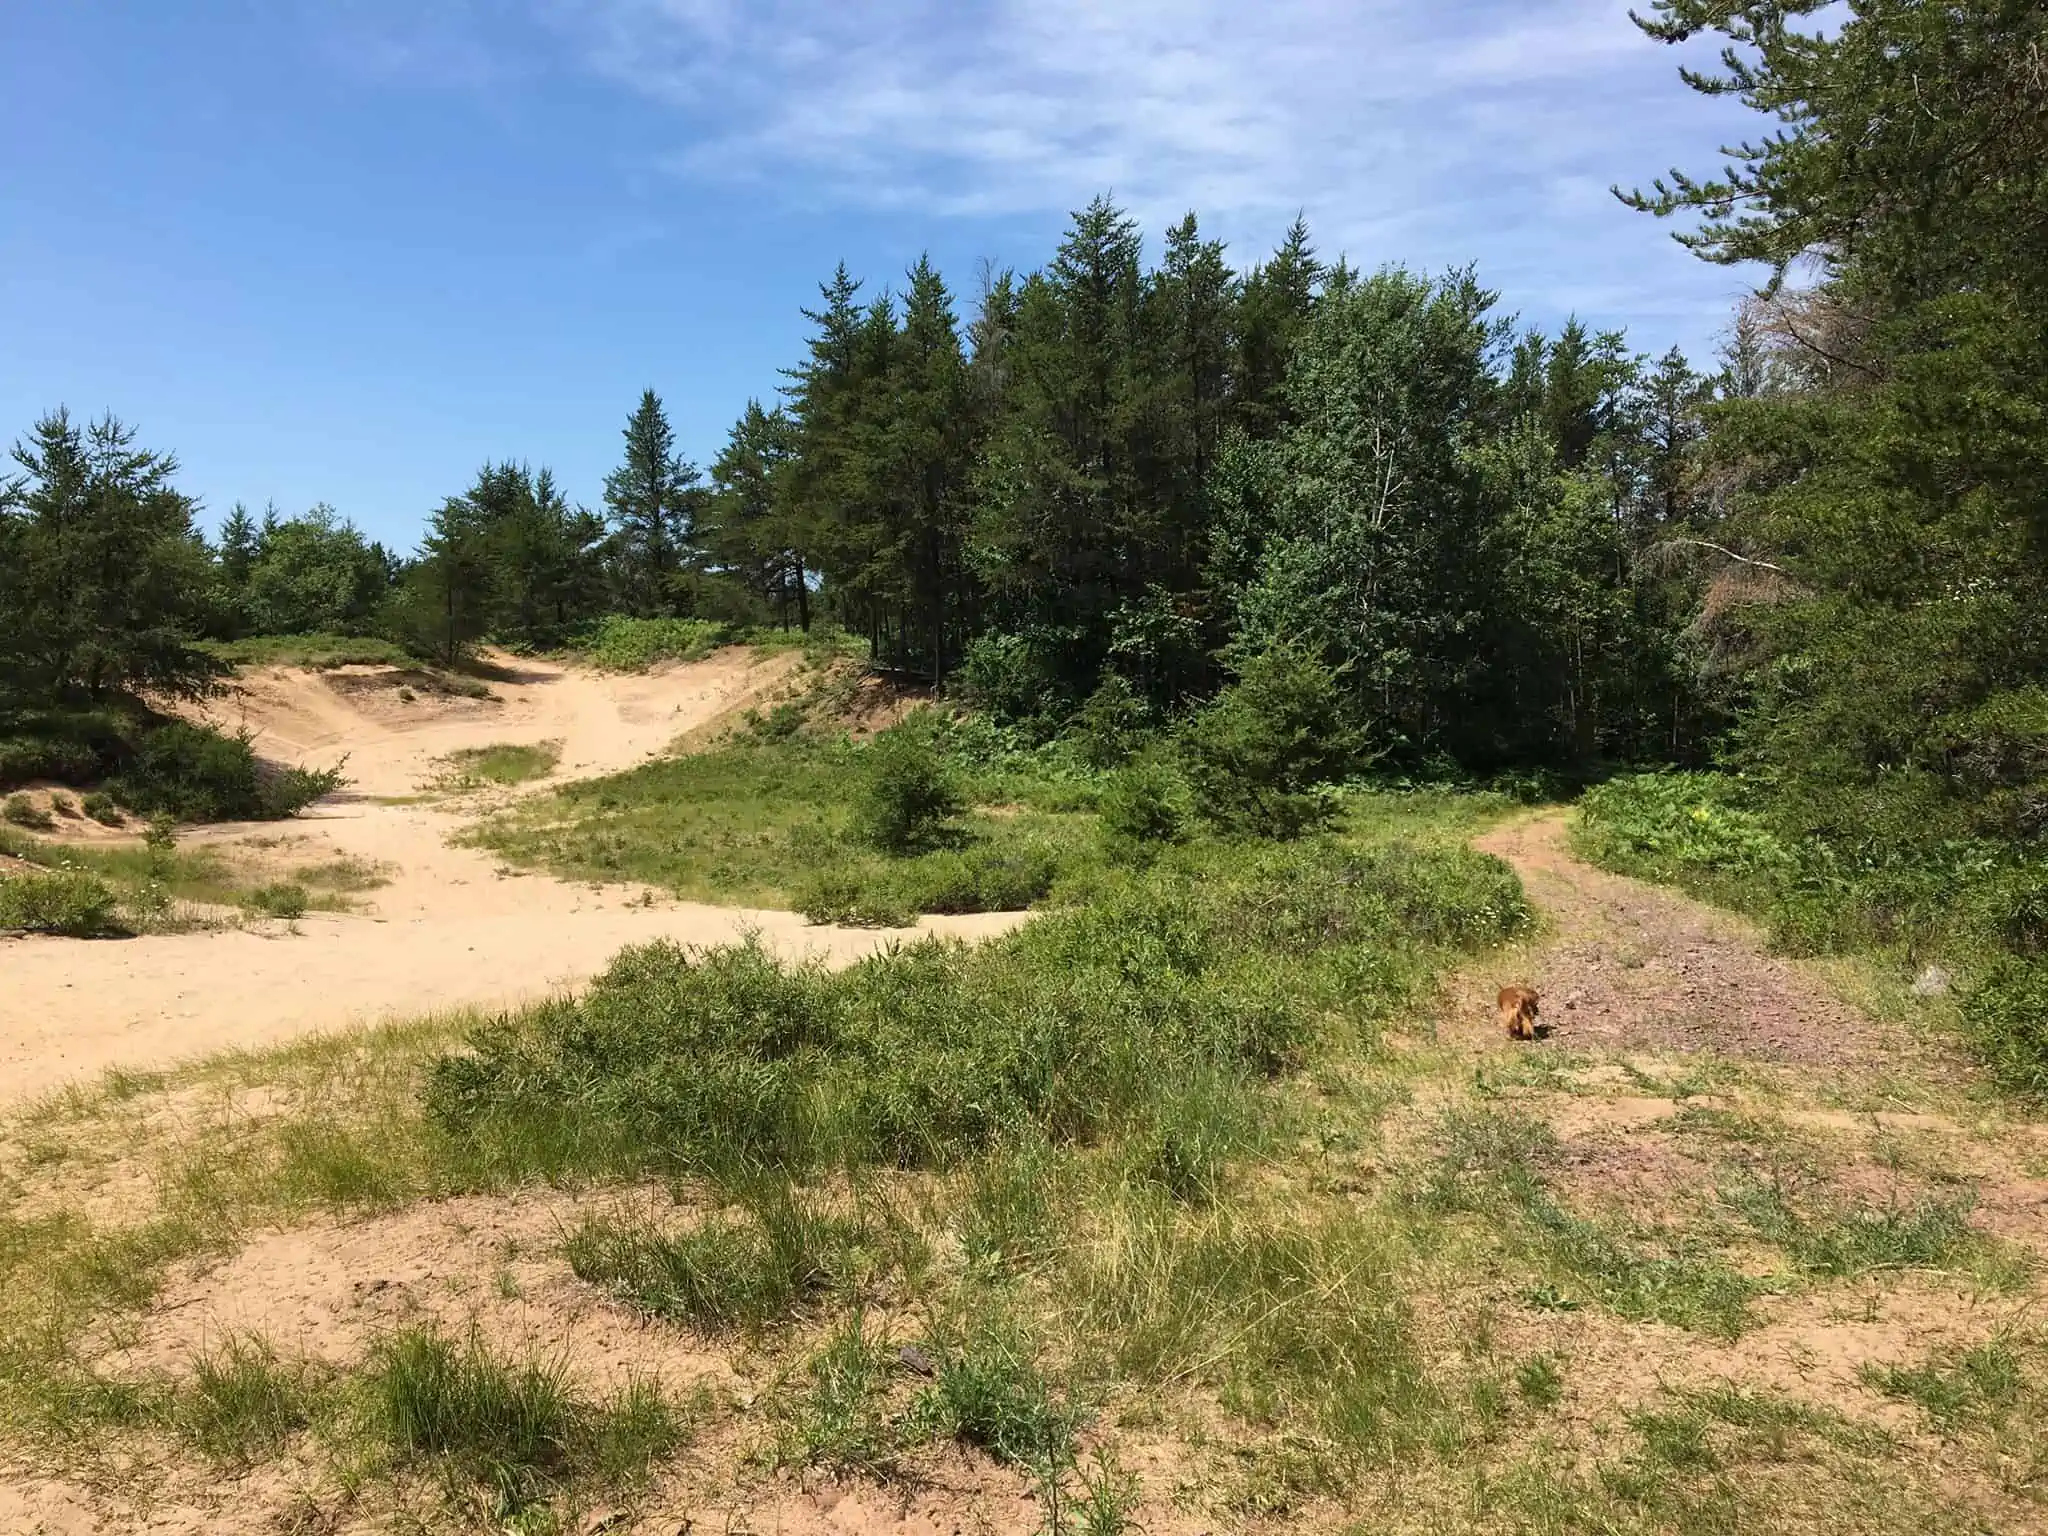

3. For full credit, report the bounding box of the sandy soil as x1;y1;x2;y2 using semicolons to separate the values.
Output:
0;652;1020;1104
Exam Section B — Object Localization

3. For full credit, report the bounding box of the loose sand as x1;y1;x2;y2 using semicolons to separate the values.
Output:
0;651;1020;1103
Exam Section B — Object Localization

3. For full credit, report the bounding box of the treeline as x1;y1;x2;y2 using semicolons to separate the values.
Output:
703;217;1728;775
1580;0;2048;1033
2;218;1733;779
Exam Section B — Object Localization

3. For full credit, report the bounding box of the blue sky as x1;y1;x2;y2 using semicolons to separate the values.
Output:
1;1;1761;551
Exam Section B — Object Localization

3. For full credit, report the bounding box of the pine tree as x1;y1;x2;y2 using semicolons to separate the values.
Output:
705;401;808;629
0;409;220;701
602;390;700;616
218;503;258;588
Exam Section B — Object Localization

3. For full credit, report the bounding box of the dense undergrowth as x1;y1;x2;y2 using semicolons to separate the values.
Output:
1577;772;2048;1094
426;836;1530;1183
0;700;341;823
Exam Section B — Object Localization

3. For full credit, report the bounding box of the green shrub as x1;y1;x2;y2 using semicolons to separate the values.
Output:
425;840;1526;1184
4;793;53;830
364;1326;681;1511
0;706;136;790
80;792;122;826
247;882;310;920
1962;958;2048;1096
1069;674;1152;768
1181;645;1357;838
854;714;962;853
793;867;916;928
1098;758;1187;848
956;632;1064;729
908;1324;1078;1471
892;842;1059;914
576;616;727;672
109;722;342;822
0;871;118;935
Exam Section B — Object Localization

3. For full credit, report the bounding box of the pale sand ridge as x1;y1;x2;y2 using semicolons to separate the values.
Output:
0;651;1020;1102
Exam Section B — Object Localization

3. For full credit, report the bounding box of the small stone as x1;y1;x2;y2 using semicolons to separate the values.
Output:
898;1343;938;1377
1911;964;1953;999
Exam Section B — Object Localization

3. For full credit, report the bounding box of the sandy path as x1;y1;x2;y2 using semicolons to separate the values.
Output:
0;652;1021;1102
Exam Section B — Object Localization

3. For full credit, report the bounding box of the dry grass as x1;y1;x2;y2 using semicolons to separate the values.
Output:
1;805;2045;1533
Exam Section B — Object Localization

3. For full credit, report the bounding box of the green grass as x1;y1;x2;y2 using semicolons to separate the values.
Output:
568;615;727;671
424;836;1528;1186
471;733;1094;916
1719;1175;1997;1280
200;633;412;669
1863;1336;2032;1433
432;739;562;790
176;1336;322;1464
1417;1108;1761;1338
773;1312;901;1475
0;824;358;930
565;1185;872;1332
365;1326;685;1514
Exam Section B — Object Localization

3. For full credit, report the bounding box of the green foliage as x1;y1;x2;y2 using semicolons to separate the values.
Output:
3;793;53;829
1181;645;1356;837
1863;1338;2029;1434
796;840;1060;926
574;615;726;671
773;1313;899;1475
854;713;963;853
108;720;343;822
0;410;225;704
1069;674;1154;769
365;1326;682;1513
176;1338;317;1465
1096;757;1188;849
79;792;121;825
908;1323;1078;1471
1420;1109;1757;1339
235;506;388;637
0;870;118;935
565;1187;865;1331
1719;1175;1986;1280
423;837;1526;1185
1960;959;2048;1098
246;882;310;921
435;741;560;789
201;632;409;669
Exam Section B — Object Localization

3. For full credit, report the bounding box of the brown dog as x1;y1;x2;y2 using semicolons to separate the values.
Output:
1497;985;1540;1041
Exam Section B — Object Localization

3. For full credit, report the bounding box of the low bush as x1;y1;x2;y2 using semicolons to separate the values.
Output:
200;633;410;670
424;840;1528;1184
854;714;962;853
574;616;728;672
246;882;310;920
0;871;119;936
4;793;53;829
793;868;916;928
0;705;136;790
1098;758;1188;848
80;792;122;826
1961;958;2048;1096
109;721;342;821
1181;645;1358;839
908;1323;1078;1471
50;793;81;819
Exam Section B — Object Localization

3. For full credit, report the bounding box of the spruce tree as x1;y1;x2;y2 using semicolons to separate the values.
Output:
602;389;700;616
1;409;220;702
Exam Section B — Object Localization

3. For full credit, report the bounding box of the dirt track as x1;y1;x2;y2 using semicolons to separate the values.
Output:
0;653;1019;1102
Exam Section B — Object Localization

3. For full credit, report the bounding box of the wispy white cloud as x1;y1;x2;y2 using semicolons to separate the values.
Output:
325;0;1761;341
